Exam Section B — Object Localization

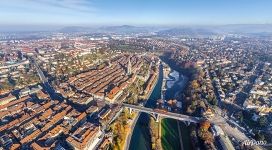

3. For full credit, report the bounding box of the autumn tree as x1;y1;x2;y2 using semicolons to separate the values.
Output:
198;120;214;145
191;80;200;89
200;120;211;131
202;132;214;144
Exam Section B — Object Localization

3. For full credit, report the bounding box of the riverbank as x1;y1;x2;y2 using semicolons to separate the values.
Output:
147;64;171;150
129;64;163;150
123;112;140;150
112;65;160;150
110;109;138;150
124;75;159;150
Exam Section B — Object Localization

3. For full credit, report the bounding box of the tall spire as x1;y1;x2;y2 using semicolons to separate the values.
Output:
127;57;131;75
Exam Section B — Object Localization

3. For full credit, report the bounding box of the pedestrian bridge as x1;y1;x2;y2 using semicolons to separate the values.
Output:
123;103;201;123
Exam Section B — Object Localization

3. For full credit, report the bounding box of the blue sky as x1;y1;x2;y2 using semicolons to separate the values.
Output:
0;0;272;26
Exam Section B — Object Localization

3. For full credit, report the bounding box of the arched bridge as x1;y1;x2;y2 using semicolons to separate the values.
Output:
122;103;201;123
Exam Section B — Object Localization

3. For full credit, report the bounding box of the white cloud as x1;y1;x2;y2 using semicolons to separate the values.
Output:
0;0;96;14
27;0;97;13
0;0;99;25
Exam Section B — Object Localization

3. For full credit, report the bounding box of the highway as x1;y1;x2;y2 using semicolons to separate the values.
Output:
123;103;200;123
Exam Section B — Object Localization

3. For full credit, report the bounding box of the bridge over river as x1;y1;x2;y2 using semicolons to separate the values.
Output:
123;103;201;123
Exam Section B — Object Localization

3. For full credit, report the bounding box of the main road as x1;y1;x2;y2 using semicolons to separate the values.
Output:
29;56;62;100
30;57;48;83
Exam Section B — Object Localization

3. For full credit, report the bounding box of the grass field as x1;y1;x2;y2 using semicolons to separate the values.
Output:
161;118;181;150
161;118;193;150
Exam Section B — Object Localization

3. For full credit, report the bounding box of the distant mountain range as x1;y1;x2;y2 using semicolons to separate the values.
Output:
59;25;157;33
59;26;93;33
157;24;272;37
213;24;272;34
59;24;272;37
98;25;151;33
1;24;272;36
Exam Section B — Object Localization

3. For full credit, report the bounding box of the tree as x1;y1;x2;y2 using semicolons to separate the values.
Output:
198;120;214;146
191;130;197;137
236;111;244;122
192;100;197;107
255;132;265;141
192;93;197;100
202;132;214;144
258;116;268;127
191;80;200;89
199;69;205;78
200;120;211;131
199;101;206;109
211;98;218;106
207;94;216;105
187;106;194;114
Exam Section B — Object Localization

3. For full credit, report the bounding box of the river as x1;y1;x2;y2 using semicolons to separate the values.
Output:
129;64;163;150
129;63;192;150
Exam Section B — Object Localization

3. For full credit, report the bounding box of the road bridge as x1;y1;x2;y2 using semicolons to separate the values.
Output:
123;103;201;124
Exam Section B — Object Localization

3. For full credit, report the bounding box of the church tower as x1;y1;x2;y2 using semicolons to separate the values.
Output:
127;58;132;75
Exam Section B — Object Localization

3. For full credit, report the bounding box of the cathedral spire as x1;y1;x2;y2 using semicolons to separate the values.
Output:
127;57;131;75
